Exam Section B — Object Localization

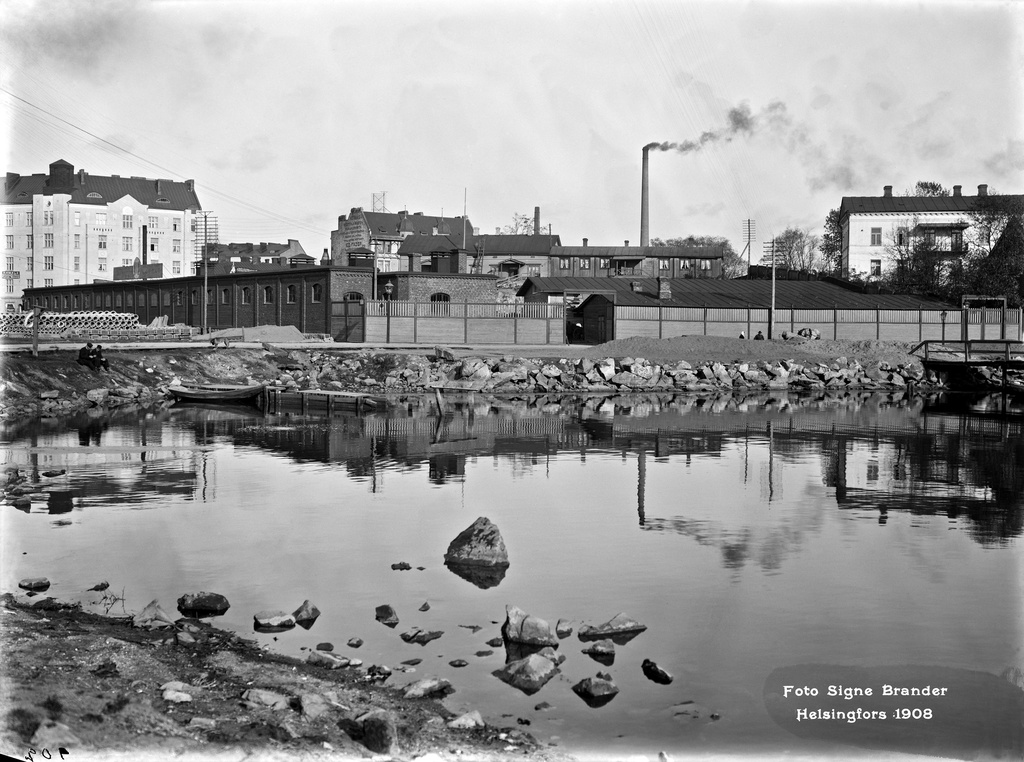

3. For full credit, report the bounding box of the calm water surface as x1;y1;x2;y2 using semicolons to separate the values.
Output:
2;391;1021;759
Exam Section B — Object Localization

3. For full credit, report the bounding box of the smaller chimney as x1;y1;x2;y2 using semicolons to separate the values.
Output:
883;185;892;197
658;276;671;301
582;237;588;247
534;206;540;234
630;281;642;292
496;227;500;234
78;169;86;185
978;184;988;197
624;240;629;247
185;179;194;191
953;185;962;196
156;179;162;193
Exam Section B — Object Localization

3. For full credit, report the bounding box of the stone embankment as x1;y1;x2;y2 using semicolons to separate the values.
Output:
0;346;941;422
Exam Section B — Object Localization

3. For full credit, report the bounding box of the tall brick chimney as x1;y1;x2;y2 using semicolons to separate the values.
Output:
534;206;540;235
640;146;650;246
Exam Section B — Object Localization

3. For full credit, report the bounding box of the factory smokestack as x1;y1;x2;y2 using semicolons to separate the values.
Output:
534;206;540;235
640;146;650;247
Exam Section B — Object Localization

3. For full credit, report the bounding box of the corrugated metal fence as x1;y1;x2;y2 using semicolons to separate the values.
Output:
363;301;566;344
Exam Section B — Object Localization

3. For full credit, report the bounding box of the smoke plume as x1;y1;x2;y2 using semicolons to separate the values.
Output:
645;101;789;154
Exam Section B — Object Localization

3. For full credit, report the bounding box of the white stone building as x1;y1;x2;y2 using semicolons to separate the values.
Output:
2;159;202;312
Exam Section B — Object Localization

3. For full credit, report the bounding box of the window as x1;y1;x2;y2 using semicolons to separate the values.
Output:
122;214;133;229
172;219;180;232
96;212;106;225
206;288;213;304
26;256;33;270
172;239;181;254
62;295;69;310
74;280;79;287
43;233;53;248
575;257;589;269
870;259;882;277
73;256;80;271
190;290;197;305
659;258;671;271
4;213;12;226
924;228;936;245
559;257;571;270
343;291;363;302
162;292;170;306
74;211;80;226
126;293;133;307
26;212;32;226
896;227;908;246
681;258;693;269
286;284;297;303
43;211;53;225
122;237;133;251
699;259;711;271
241;287;251;304
172;260;181;275
26;279;33;288
44;278;53;288
870;227;882;246
4;256;11;271
598;258;611;269
221;288;230;304
263;286;274;303
429;292;451;315
74;234;80;249
527;265;541;276
951;230;964;251
310;283;323;303
5;280;13;294
122;259;131;267
149;238;159;253
44;256;53;270
148;216;158;228
97;257;107;272
174;291;183;306
4;235;11;249
26;235;32;249
98;235;107;249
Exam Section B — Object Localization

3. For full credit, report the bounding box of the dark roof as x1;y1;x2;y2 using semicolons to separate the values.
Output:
396;234;464;255
551;244;723;259
4;160;201;210
472;234;562;254
354;210;473;246
839;190;1024;218
202;260;315;277
516;277;952;309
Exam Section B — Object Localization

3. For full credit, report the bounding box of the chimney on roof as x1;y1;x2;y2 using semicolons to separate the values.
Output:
883;185;892;197
48;160;74;190
78;169;86;185
534;206;540;234
496;227;500;234
5;172;18;193
156;179;162;194
630;281;643;292
953;185;962;197
260;242;267;252
625;240;629;247
185;179;194;192
658;276;672;301
398;210;407;217
582;238;588;247
978;184;988;197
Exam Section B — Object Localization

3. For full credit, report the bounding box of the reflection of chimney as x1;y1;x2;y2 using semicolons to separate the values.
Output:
641;146;650;246
534;206;540;234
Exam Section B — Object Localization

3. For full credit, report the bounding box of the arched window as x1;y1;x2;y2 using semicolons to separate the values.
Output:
286;284;297;303
62;295;70;310
221;288;230;304
175;291;183;306
310;283;323;303
206;288;213;304
190;290;197;305
429;292;451;316
125;293;133;307
241;287;251;305
72;294;80;309
263;286;274;304
343;291;364;302
149;292;157;307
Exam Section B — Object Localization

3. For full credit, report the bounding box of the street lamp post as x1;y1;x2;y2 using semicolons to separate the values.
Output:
384;281;394;343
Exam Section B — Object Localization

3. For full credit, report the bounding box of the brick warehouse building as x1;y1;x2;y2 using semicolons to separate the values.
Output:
22;266;499;342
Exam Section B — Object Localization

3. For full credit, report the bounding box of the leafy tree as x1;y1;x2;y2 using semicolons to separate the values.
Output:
500;213;535;235
909;180;950;197
651;235;745;278
819;209;843;274
963;205;1024;306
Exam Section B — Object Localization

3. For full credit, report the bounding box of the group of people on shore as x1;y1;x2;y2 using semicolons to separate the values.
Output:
76;342;109;371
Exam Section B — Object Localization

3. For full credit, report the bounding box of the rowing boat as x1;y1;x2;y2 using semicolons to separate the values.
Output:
168;383;265;404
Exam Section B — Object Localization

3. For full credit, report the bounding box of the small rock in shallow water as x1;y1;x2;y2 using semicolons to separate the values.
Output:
391;561;412;571
449;659;468;668
419;601;430;612
403;677;454;699
18;577;50;591
347;637;363;648
375;604;399;627
447;710;484;729
642;658;674;684
316;642;334;651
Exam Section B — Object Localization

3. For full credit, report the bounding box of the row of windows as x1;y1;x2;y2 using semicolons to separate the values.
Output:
32;283;331;311
4;234;181;252
557;257;712;270
3;210;183;230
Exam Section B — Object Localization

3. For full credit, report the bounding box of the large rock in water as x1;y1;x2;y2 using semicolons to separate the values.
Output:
444;517;509;589
177;592;230;617
502;605;558;647
578;613;647;643
492;653;560;695
572;675;620;707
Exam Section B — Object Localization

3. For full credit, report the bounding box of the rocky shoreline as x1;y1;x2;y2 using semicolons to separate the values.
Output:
0;342;945;423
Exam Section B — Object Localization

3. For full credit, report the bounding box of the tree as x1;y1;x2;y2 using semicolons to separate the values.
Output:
820;209;843;275
963;194;1024;306
769;227;820;271
910;180;950;197
651;235;745;278
500;213;535;235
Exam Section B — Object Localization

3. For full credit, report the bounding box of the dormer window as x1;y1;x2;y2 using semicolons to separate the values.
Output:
87;192;102;198
156;197;170;204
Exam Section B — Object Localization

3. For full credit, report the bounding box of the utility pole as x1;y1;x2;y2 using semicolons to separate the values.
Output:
195;211;214;335
741;219;755;273
763;239;776;339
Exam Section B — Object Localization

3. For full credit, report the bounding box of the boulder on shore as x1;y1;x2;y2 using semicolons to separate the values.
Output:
176;591;230;617
502;604;558;647
253;610;295;630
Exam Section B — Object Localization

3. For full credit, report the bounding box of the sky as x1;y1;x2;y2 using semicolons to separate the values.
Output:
2;0;1022;262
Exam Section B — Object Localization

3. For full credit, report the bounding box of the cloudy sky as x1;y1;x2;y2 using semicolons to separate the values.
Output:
2;0;1022;260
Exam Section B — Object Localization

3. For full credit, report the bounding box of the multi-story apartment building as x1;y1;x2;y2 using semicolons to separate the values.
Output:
838;183;1023;280
2;159;202;312
330;207;473;272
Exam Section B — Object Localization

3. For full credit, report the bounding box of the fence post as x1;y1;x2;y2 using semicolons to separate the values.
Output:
703;303;707;336
833;305;838;340
658;303;663;339
876;305;880;340
464;299;469;343
746;304;751;338
790;306;795;333
513;305;518;345
918;304;923;342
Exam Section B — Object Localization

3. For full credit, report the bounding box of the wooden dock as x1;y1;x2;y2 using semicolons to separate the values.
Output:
261;386;387;416
912;339;1024;387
